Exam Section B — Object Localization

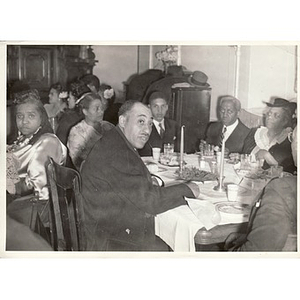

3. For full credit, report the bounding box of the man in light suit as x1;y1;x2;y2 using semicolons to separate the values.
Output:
205;96;250;154
138;91;178;156
80;100;200;251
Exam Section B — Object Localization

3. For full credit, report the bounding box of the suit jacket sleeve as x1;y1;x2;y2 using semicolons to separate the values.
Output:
109;149;193;215
242;128;257;154
236;178;296;251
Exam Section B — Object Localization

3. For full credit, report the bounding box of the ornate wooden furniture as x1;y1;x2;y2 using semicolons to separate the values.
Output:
7;45;98;102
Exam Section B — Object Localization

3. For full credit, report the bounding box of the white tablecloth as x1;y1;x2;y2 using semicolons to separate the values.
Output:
155;204;204;252
143;154;259;252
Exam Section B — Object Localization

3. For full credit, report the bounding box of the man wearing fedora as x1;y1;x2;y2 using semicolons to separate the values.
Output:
138;91;179;156
205;95;250;154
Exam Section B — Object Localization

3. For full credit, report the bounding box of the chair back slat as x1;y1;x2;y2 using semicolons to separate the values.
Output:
46;157;86;251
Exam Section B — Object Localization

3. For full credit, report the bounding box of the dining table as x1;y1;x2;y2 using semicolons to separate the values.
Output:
142;153;272;252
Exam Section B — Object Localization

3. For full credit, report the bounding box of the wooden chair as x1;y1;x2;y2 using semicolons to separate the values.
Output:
195;225;297;252
46;157;86;251
239;108;264;128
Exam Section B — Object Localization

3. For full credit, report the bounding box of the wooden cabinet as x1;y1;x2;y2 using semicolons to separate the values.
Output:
7;45;98;103
170;87;211;154
6;45;98;141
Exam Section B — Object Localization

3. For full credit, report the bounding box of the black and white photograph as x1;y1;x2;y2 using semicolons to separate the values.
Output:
1;43;298;255
0;3;300;299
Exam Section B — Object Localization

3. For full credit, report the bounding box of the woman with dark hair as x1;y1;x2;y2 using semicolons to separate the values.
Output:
242;98;297;173
44;82;68;119
67;92;114;170
6;89;67;226
55;80;90;146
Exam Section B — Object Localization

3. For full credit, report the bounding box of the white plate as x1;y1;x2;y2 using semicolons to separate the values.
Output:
216;201;250;215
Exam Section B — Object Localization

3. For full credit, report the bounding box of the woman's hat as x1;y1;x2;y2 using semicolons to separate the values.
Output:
188;71;210;87
264;98;297;117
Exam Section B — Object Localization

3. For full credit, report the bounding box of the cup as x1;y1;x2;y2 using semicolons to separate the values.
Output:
227;184;239;201
164;143;174;155
152;148;161;162
209;160;218;174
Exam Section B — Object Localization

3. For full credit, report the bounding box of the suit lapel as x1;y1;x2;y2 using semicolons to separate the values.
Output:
149;124;162;144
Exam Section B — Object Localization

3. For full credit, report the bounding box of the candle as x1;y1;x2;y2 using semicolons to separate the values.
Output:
219;135;225;183
180;125;185;172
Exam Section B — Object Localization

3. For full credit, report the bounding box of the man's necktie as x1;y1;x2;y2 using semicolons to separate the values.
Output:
159;122;165;138
219;126;227;148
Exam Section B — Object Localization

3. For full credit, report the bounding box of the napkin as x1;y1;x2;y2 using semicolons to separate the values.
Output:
197;182;228;202
186;198;221;230
155;205;205;252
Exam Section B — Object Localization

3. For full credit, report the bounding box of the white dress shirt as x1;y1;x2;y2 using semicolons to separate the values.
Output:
153;119;165;134
223;119;239;142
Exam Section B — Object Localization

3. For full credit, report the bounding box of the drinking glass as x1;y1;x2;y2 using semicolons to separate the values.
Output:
164;143;174;159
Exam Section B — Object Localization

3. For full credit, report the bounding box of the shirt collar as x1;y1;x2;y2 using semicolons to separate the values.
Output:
153;119;165;130
224;119;239;130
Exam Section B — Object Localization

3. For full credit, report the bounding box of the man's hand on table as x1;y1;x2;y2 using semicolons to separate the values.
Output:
185;182;200;198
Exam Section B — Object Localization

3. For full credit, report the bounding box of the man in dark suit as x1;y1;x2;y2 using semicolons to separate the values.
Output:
80;100;200;251
138;91;178;156
205;96;250;154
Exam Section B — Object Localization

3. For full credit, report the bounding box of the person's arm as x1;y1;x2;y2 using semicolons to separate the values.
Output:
255;149;278;166
235;179;294;251
108;150;196;215
27;135;66;199
67;126;86;170
242;128;256;154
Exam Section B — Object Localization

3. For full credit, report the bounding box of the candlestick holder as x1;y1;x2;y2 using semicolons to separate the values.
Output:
179;161;184;176
213;176;226;192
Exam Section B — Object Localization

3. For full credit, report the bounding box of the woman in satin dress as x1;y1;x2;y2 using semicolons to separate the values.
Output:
7;89;67;226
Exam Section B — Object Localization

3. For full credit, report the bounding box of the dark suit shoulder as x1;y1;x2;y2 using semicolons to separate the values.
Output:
237;119;251;132
165;117;177;126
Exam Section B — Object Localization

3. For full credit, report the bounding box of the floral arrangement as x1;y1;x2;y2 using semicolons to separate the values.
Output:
155;45;178;63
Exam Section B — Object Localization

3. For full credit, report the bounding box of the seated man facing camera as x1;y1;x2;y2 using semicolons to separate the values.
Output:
224;125;297;251
138;91;178;157
80;100;200;251
205;96;250;154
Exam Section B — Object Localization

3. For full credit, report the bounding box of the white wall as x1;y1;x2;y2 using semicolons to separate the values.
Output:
92;44;297;117
238;45;297;110
181;45;236;120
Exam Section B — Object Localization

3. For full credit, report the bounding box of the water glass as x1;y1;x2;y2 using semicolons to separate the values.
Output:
152;148;161;162
209;160;218;175
164;143;174;158
227;184;239;201
240;154;250;170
